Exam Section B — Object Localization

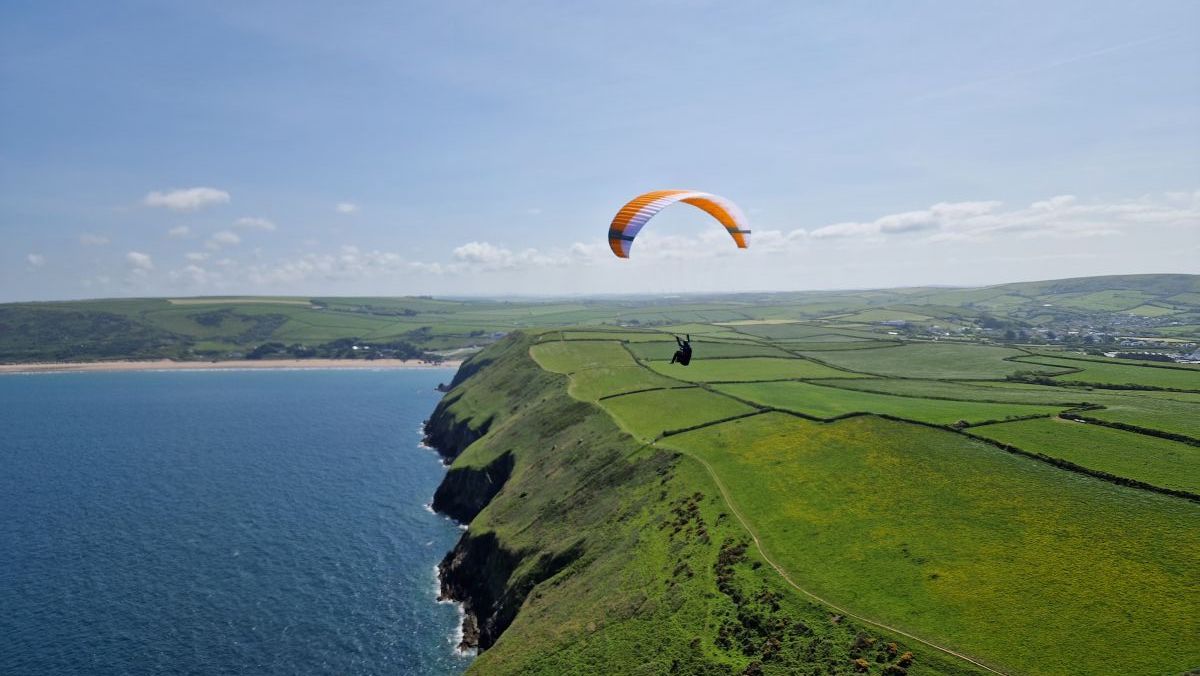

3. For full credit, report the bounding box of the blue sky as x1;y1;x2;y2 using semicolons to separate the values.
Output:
2;0;1197;301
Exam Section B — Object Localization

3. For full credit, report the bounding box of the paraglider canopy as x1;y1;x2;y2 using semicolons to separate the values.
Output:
608;190;750;258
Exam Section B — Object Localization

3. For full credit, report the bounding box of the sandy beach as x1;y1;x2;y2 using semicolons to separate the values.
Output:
0;359;463;374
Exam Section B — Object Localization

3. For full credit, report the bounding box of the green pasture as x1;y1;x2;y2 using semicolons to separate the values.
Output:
660;413;1200;676
646;356;863;382
655;322;746;336
818;378;1200;438
1038;289;1155;312
774;332;890;342
1125;304;1181;317
802;342;1039;379
528;340;632;374
776;340;902;351
1026;351;1200;370
1017;356;1200;390
550;330;670;342
842;308;933;322
813;378;1089;405
715;381;1063;425
600;387;757;440
735;322;886;341
1079;393;1200;439
970;294;1033;312
1166;291;1200;305
969;417;1200;493
571;367;682;401
627;340;793;361
529;341;682;400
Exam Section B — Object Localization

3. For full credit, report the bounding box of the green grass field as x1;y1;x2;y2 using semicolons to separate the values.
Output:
811;378;1091;405
801;343;1041;379
529;341;682;400
1081;393;1200;439
714;381;1064;425
968;417;1200;493
1017;355;1200;390
527;340;631;373
627;340;794;360
646;356;865;382
600;387;758;440
660;413;1200;676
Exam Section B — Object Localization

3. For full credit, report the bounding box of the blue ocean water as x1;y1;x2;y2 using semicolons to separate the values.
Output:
0;369;473;676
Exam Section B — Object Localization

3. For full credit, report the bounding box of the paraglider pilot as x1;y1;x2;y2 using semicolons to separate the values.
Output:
670;334;692;366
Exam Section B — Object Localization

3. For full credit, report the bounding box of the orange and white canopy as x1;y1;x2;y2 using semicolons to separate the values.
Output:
608;190;750;258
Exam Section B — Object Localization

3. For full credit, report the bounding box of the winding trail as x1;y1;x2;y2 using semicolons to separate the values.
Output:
660;438;1009;675
536;327;1196;674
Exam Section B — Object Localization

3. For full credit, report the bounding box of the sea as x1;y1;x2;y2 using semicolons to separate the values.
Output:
0;369;474;676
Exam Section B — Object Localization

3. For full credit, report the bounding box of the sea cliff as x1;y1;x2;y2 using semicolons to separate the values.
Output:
424;333;984;675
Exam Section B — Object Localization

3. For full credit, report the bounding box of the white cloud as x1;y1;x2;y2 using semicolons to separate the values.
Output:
234;216;276;231
167;225;191;238
451;241;572;271
244;245;408;286
126;251;154;271
336;202;358;214
184;252;209;262
804;192;1198;243
79;233;109;246
27;253;46;268
169;264;217;286
810;201;1004;240
143;187;230;211
526;207;543;216
206;230;241;250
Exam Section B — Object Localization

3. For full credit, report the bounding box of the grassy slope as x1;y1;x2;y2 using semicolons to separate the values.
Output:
659;413;1199;676
438;335;981;676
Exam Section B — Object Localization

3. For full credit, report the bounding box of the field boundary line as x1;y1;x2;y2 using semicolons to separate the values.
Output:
800;378;1091;407
657;438;1009;676
1056;413;1200;447
960;428;1200;502
1025;351;1200;373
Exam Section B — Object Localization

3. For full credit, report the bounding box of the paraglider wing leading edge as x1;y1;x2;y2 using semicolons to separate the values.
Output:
608;190;751;258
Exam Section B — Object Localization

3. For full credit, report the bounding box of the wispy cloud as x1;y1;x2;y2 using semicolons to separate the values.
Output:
125;251;154;273
206;230;241;250
79;233;109;246
144;187;230;211
169;264;217;287
167;225;191;238
335;202;358;214
27;253;46;268
805;191;1198;243
912;33;1169;103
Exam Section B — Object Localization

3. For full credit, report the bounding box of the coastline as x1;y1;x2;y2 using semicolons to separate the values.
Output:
0;358;462;374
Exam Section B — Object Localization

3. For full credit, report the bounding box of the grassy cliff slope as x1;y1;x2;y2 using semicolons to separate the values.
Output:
426;334;984;676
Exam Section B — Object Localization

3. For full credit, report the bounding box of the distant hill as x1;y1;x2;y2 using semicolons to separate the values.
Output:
1;274;1196;363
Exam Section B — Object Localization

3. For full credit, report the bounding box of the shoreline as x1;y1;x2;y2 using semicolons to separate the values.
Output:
0;358;462;374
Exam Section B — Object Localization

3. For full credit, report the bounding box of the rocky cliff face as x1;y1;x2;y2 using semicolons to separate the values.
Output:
422;401;491;464
437;531;582;651
422;336;560;652
431;451;513;523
